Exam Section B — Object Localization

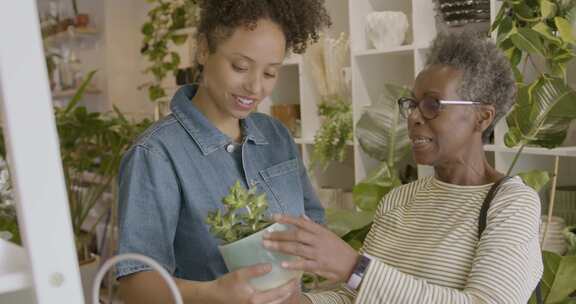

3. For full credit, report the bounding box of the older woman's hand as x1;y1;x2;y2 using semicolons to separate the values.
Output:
262;214;359;283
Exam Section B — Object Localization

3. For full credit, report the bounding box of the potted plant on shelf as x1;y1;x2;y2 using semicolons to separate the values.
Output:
71;0;90;28
207;181;301;291
305;33;353;170
323;84;412;250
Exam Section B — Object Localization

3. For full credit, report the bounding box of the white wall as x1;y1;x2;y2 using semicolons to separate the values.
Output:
103;0;155;120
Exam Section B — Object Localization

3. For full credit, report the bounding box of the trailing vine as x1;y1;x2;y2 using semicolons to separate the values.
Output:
311;96;353;170
140;0;198;102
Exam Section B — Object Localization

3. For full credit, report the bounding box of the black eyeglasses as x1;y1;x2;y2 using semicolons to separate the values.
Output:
397;96;482;120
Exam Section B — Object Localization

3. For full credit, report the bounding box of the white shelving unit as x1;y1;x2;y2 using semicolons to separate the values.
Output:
267;0;438;193
0;1;84;303
268;0;576;203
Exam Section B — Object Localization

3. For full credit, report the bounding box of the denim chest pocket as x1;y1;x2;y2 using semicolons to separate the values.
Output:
258;158;304;216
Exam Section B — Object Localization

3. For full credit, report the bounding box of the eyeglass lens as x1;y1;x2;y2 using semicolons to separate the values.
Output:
400;97;441;120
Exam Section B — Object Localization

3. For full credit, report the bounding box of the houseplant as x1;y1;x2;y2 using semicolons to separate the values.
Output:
207;181;301;291
305;33;352;170
71;0;90;28
492;1;576;302
325;84;412;249
0;71;151;262
140;0;198;104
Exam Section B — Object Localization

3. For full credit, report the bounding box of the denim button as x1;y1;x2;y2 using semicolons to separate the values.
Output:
226;144;234;153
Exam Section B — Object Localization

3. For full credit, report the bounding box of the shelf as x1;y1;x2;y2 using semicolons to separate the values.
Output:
283;54;302;66
52;87;101;99
294;137;354;146
295;137;315;145
43;27;98;46
353;44;419;57
0;239;32;295
172;27;197;36
484;144;576;157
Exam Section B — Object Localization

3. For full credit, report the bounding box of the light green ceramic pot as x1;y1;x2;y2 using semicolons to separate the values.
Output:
218;223;302;291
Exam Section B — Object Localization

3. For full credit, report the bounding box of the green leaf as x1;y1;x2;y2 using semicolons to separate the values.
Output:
341;224;372;250
325;208;374;237
517;170;550;192
555;17;576;45
491;4;509;33
148;85;166;102
513;1;540;22
141;22;154;36
496;17;516;45
542;251;576;303
505;75;576;148
353;162;401;212
532;22;562;45
356;84;411;163
541;0;557;19
510;28;545;55
63;70;97;114
171;34;188;45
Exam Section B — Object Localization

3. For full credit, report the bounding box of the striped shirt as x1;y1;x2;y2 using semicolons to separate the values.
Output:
306;176;543;304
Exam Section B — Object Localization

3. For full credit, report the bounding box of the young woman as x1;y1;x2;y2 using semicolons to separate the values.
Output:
264;32;543;304
116;1;331;303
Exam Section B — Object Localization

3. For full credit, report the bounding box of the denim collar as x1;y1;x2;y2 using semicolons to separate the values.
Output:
170;85;268;155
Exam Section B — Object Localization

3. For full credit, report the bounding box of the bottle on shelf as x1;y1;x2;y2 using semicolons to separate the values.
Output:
59;48;74;90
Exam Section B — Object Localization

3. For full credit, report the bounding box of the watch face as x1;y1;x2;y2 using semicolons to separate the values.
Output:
356;254;371;273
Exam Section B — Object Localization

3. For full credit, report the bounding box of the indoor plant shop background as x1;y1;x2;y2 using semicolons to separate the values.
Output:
1;0;576;303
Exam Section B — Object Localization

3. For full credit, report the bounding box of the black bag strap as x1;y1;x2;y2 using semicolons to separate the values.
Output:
477;176;543;304
478;176;512;238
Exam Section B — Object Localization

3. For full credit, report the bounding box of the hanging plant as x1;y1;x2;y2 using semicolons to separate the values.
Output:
311;96;353;170
305;33;351;170
140;0;198;103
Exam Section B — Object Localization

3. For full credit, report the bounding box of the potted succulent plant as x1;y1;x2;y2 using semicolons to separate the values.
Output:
207;181;301;291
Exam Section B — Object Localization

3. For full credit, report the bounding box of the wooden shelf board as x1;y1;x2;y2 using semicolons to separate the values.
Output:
294;137;354;146
172;27;196;36
283;54;302;66
484;144;576;157
44;27;98;45
52;87;101;99
353;44;417;57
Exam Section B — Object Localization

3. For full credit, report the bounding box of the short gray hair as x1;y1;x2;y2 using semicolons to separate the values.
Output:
425;32;516;143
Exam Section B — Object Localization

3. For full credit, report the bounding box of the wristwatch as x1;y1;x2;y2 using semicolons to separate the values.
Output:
346;253;373;291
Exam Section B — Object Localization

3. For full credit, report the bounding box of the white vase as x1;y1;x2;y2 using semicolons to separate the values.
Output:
365;11;409;49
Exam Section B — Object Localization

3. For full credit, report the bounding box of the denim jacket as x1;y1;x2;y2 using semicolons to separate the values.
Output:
116;85;324;281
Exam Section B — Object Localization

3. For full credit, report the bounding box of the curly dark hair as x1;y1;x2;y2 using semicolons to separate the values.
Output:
192;0;331;54
425;31;516;143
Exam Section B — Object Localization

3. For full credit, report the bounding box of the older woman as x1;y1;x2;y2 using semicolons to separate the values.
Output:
263;32;543;303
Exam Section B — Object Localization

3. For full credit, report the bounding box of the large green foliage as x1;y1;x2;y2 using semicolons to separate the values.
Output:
493;2;576;303
0;71;152;260
493;0;576;153
505;76;576;148
528;251;576;304
326;84;410;246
